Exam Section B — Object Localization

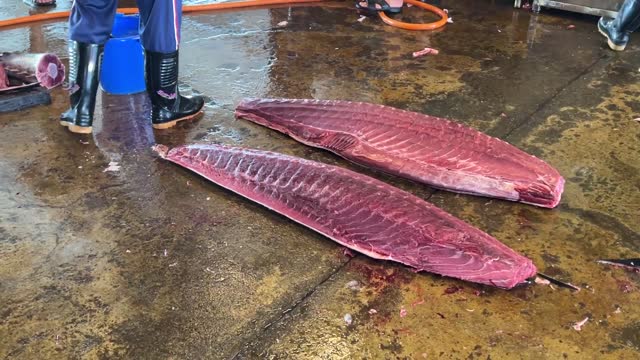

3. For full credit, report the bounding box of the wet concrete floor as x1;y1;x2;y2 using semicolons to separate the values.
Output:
1;0;639;358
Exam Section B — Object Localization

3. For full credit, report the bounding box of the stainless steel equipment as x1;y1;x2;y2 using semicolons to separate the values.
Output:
514;0;623;17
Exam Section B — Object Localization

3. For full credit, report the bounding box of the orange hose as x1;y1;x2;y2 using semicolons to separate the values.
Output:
0;10;67;27
378;0;448;31
0;0;447;31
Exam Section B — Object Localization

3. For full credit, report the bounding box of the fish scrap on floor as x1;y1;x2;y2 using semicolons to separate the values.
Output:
413;47;439;57
153;144;537;289
235;98;565;208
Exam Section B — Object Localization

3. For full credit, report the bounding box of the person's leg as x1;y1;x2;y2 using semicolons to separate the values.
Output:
62;0;118;134
598;0;640;51
136;0;181;54
136;0;204;129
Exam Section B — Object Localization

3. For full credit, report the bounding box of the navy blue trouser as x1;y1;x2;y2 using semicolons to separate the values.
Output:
69;0;182;53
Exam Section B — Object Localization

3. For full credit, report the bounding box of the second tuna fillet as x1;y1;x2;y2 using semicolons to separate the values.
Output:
155;144;537;289
235;98;565;208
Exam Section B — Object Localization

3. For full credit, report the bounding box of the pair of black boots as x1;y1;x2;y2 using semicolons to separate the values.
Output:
60;41;204;134
598;0;640;51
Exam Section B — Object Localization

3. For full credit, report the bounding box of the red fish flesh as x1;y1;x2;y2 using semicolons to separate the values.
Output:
235;98;565;208
154;143;537;289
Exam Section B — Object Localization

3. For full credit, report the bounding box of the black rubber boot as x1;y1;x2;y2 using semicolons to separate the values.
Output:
144;50;204;130
60;41;103;134
60;41;80;128
598;0;640;51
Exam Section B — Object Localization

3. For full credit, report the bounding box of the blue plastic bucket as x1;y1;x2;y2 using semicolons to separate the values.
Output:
100;14;146;95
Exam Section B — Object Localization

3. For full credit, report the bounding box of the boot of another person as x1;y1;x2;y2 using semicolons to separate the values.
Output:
60;41;103;134
598;0;640;51
144;50;204;130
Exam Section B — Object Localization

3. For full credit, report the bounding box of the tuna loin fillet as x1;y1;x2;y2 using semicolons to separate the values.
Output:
154;144;537;289
235;98;565;208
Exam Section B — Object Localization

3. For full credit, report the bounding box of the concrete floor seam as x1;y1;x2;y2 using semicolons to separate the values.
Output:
559;204;640;252
501;54;607;141
232;256;355;359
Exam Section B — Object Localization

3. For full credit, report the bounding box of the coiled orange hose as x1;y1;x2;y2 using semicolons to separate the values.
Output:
379;0;448;30
0;0;447;31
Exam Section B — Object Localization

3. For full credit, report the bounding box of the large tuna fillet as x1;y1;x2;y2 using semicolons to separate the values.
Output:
154;143;537;289
0;53;65;89
235;98;565;208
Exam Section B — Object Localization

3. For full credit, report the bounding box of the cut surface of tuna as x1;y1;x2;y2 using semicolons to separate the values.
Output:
154;143;537;289
235;98;565;208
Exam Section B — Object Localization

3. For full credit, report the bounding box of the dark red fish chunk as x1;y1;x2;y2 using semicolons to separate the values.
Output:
443;286;463;295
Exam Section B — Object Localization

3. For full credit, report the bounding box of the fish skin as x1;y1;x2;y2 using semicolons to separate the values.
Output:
154;143;537;289
235;98;565;208
0;64;8;89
